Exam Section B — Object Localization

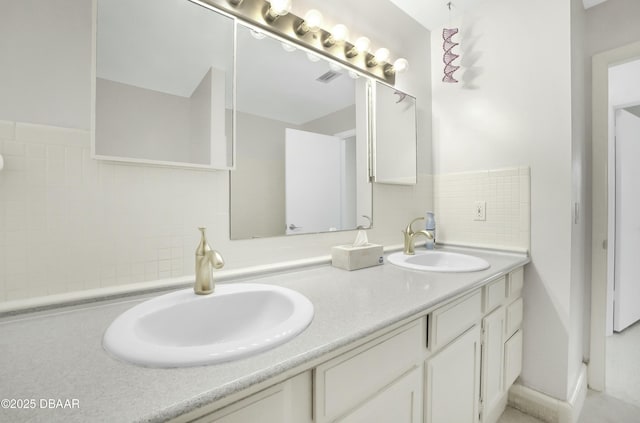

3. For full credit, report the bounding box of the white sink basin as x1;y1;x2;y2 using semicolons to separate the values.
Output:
387;250;490;273
103;283;314;368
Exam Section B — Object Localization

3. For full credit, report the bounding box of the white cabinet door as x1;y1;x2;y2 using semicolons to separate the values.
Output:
425;325;481;423
504;329;523;388
314;320;424;423
481;306;506;423
197;372;312;423
338;366;423;423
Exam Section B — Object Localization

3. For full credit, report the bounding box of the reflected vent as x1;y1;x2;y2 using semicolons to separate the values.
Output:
316;70;341;83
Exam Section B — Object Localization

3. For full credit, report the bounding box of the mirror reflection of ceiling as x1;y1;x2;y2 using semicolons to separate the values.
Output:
96;0;232;99
236;25;356;125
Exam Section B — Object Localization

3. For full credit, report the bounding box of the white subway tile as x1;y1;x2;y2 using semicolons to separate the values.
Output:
489;167;519;177
16;123;89;146
3;141;26;156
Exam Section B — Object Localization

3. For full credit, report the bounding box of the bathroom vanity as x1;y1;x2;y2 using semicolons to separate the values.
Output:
0;247;527;423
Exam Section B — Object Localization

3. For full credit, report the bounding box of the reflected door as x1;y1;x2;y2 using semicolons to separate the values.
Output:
614;109;640;332
285;129;344;235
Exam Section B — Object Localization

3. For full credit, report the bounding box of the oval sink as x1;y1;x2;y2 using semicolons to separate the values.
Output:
387;250;490;273
103;283;314;368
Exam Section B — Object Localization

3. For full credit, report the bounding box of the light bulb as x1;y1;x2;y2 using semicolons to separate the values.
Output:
269;0;291;16
393;58;409;73
354;37;370;53
331;24;349;44
374;48;390;63
304;9;323;32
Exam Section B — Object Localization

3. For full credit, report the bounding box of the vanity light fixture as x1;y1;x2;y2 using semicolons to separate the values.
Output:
367;47;390;67
264;0;292;22
345;36;370;58
322;23;349;47
384;57;409;76
200;0;403;84
295;9;323;35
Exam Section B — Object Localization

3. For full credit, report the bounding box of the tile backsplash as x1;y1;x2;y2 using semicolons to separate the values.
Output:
433;167;530;252
0;120;432;302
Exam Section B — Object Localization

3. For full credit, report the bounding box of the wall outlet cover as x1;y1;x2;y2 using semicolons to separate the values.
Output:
474;201;486;221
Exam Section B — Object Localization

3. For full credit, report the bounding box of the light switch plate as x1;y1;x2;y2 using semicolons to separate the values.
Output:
473;201;486;221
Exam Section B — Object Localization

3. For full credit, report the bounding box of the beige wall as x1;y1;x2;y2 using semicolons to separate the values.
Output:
299;105;356;136
95;78;192;163
231;111;292;239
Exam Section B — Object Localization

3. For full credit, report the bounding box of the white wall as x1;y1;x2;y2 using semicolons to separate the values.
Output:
431;0;576;400
0;0;92;130
95;78;192;162
0;0;432;303
230;111;292;239
585;0;640;58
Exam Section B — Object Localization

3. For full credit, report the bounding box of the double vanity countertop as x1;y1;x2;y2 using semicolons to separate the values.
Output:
0;246;529;423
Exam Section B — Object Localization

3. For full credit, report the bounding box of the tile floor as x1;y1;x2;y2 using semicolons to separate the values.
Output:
606;320;640;407
497;320;640;423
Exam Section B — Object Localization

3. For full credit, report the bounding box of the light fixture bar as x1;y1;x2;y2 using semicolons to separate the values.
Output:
197;0;396;84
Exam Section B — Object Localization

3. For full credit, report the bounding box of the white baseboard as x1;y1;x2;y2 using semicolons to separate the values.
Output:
508;364;587;423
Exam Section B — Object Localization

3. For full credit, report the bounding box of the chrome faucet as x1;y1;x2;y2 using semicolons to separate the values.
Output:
402;217;434;255
194;227;224;295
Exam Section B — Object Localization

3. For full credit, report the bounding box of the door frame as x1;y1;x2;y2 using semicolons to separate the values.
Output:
589;40;640;391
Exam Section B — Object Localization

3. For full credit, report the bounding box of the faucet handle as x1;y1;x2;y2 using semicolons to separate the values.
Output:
404;217;425;235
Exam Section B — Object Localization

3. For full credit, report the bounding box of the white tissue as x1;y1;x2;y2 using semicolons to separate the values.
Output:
353;230;369;247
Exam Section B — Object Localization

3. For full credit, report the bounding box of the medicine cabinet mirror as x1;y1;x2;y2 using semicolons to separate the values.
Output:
229;24;372;239
371;82;417;185
92;0;235;169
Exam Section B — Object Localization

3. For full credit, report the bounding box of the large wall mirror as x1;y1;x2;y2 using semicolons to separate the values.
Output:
230;24;372;240
371;82;417;185
93;0;234;169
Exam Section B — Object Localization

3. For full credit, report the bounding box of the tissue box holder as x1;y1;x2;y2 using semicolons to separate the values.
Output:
331;244;384;271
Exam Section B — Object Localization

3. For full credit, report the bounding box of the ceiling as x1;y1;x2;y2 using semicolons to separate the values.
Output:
387;0;609;30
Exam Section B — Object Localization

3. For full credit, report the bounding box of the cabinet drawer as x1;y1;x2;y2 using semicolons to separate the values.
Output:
505;297;523;338
430;290;482;351
504;329;523;388
484;276;506;312
314;319;424;422
508;268;524;298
